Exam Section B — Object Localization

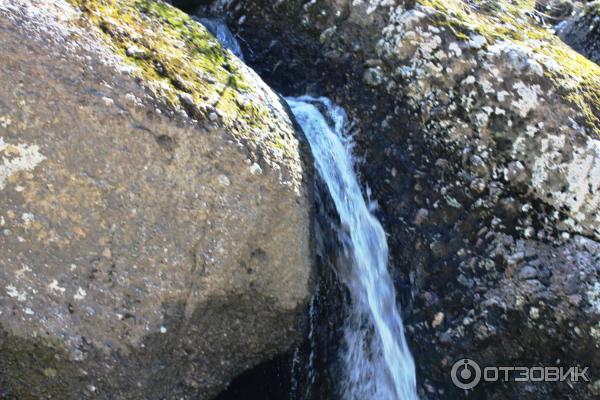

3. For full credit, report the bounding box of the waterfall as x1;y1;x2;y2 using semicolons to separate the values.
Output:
193;15;418;397
286;96;418;400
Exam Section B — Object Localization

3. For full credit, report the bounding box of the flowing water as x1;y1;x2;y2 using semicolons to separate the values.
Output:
192;16;418;398
286;97;418;400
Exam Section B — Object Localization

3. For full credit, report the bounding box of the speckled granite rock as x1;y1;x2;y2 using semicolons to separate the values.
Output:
0;0;312;398
200;0;600;397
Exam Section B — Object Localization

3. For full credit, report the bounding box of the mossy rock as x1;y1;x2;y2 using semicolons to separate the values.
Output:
69;0;300;157
0;1;312;399
420;0;600;137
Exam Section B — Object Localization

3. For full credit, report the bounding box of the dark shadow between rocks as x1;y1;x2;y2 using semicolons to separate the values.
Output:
169;0;214;14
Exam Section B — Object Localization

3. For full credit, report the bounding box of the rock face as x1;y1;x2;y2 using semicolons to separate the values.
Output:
0;1;313;399
559;1;600;64
203;0;600;398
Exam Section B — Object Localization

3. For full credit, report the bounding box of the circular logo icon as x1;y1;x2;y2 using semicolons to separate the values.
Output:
451;358;482;390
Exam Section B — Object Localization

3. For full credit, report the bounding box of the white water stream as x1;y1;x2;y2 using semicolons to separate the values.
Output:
286;96;418;400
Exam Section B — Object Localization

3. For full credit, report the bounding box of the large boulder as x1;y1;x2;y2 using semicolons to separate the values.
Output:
207;0;600;398
0;0;312;398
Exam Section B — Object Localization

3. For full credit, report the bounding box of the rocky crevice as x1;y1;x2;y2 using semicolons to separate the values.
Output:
183;0;600;398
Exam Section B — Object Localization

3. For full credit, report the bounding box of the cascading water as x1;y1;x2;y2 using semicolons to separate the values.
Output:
286;96;418;400
190;15;417;399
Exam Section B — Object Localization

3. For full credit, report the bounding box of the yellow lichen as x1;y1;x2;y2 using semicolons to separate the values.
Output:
67;0;296;155
420;0;600;137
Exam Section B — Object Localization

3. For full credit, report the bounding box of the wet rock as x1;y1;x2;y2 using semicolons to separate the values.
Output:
137;0;600;398
558;2;600;64
536;0;576;24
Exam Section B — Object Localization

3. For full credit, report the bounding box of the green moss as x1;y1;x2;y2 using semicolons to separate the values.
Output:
68;0;297;156
419;0;600;137
72;0;235;103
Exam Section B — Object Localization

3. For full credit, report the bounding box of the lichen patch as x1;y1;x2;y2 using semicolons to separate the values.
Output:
0;137;46;191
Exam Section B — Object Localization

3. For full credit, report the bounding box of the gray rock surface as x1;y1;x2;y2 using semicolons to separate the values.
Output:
206;0;600;397
0;1;313;399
